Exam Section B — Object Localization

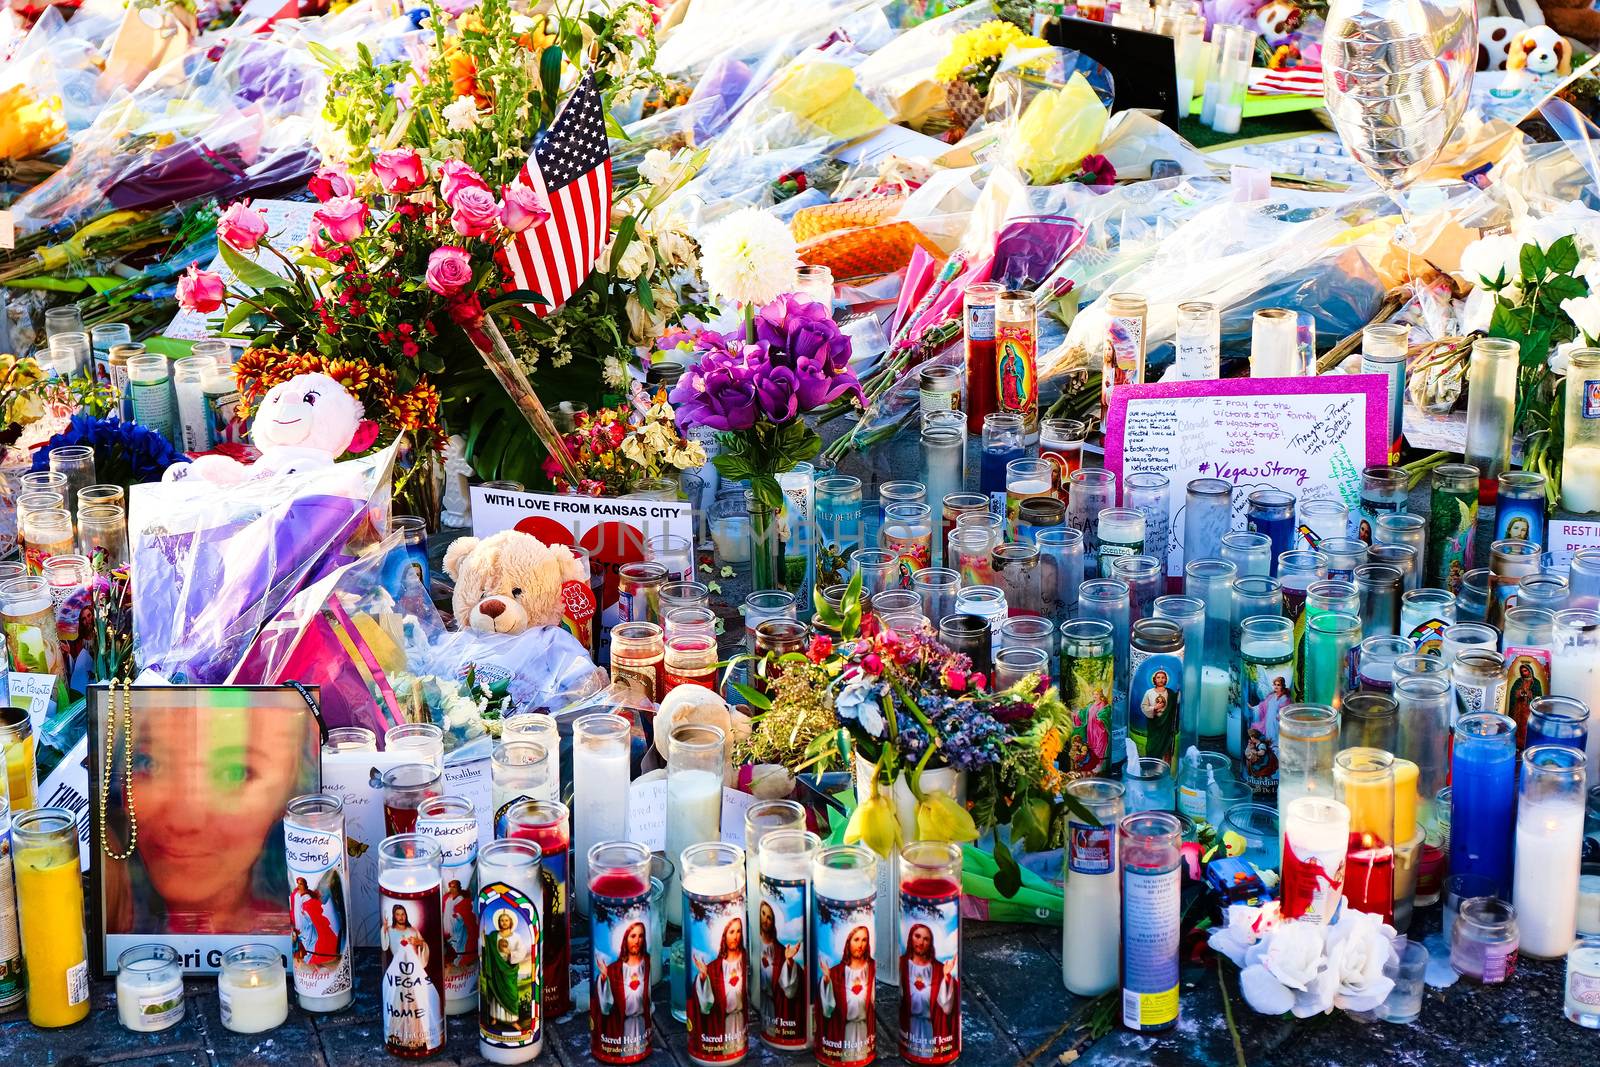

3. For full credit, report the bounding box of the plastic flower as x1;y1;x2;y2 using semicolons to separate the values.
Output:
1323;909;1397;1012
217;201;269;252
33;414;188;484
698;207;798;307
753;294;864;411
844;786;901;857
835;679;885;739
372;149;426;194
667;335;761;432
425;246;474;296
176;266;226;313
915;790;979;844
314;197;370;244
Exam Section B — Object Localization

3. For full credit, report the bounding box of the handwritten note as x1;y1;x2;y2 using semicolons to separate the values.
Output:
719;788;760;847
1105;375;1389;576
627;777;668;852
8;672;56;731
163;199;321;341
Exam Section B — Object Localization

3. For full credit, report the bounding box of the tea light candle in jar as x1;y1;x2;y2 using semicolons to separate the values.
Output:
116;944;185;1032
218;944;289;1034
1567;934;1600;1028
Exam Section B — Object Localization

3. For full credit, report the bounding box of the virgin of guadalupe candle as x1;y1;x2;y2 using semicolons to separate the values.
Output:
590;841;654;1064
416;795;479;1015
996;290;1040;441
682;842;748;1065
1120;811;1182;1032
283;794;354;1013
897;842;961;1065
1062;780;1124;996
757;829;818;1050
813;844;878;1067
1281;797;1349;924
477;839;544;1064
1513;746;1588;959
379;834;446;1058
505;800;571;1018
1238;616;1293;798
1128;618;1183;768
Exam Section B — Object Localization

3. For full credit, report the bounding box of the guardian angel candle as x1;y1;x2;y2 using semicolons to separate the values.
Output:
477;839;544;1064
1514;746;1588;959
283;794;354;1013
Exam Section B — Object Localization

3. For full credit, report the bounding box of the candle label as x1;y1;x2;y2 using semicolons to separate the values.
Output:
1428;483;1477;593
1068;821;1114;875
3;606;64;681
1494;491;1546;547
1406;616;1448;657
882;532;931;589
1239;646;1291;797
758;873;810;1049
1281;838;1346;924
477;879;542;1052
1103;314;1144;412
381;882;446;1057
1062;648;1114;780
590;883;653;1064
1128;647;1182;768
1499;647;1552;748
1481;943;1518;983
685;882;748;1063
1584;379;1600;418
538;842;570;1015
815;495;863;589
995;319;1038;434
0;813;19;1010
1120;864;1180;1031
898;879;960;1065
130;984;185;1030
815;889;876;1067
415;816;478;1010
1354;496;1401;545
1568;968;1600;1007
283;821;353;1004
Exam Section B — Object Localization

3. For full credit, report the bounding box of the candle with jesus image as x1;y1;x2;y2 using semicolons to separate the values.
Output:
682;842;748;1066
589;841;654;1066
898;842;962;1065
813;845;878;1067
757;829;818;1051
378;834;446;1059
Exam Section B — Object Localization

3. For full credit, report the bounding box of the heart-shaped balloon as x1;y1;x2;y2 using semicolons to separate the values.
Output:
1322;0;1477;192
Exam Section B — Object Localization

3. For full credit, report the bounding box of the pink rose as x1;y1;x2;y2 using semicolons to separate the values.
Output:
176;266;226;313
217;201;269;252
499;181;550;233
313;197;369;244
438;160;488;204
425;246;474;296
448;185;500;238
308;166;355;202
372;149;425;195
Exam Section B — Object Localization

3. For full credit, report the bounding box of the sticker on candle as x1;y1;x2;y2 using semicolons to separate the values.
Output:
590;880;653;1064
477;880;541;1053
283;821;352;1006
1501;648;1551;747
758;873;809;1049
685;876;748;1063
897;876;960;1064
815;889;876;1067
381;882;447;1056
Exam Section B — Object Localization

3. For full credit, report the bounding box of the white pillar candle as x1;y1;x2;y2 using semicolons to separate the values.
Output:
1063;781;1122;996
664;769;722;926
1514;801;1586;958
573;716;631;916
1551;611;1600;790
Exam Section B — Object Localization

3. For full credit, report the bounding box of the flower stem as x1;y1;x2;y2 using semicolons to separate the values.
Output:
743;302;756;345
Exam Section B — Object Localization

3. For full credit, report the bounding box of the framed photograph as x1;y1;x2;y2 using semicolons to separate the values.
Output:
88;684;322;976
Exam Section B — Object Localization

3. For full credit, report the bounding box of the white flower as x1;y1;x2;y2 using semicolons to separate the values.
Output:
698;206;799;307
1458;232;1524;291
1262;919;1326;991
616;238;653;279
640;149;673;185
1563;294;1600;343
654;224;698;270
1207;902;1282;967
442;95;480;132
1323;909;1397;1012
603;356;629;389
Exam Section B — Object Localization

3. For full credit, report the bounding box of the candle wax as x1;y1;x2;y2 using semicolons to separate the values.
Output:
1580;875;1600;936
664;769;723;926
1514;802;1585;958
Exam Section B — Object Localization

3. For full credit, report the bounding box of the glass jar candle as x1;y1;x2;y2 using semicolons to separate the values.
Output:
1068;469;1118;567
1395;674;1451;830
1355;466;1408;545
13;807;87;1027
1572;550;1600;608
954;585;1008;650
911;568;960;626
918;365;962;418
1568;934;1600;1027
999;614;1054;655
1183;478;1233;566
1103;292;1149;412
921;414;966;568
1334;747;1396;922
850;548;900;600
1400;588;1455;652
1451;897;1519;983
1060;619;1116;779
1368;543;1419;598
1495;471;1548;547
881;502;934;587
815;475;864;588
587;841;655;1064
1220;531;1272;578
1440;621;1498;663
1081;579;1132;761
1237;616;1294;798
661;581;711;620
994;646;1050;691
1119;811;1182;1032
504;799;572;1018
1096;507;1146;577
1185;559;1237;747
1223;802;1280;873
1519;574;1570;613
897;841;963;1064
611;621;665;703
1565;349;1600;512
1250;307;1300;377
1281;796;1350;924
1454;648;1507;722
1317;537;1368;583
1006;458;1054;529
573;714;632;916
996;289;1040;441
1176;750;1231;821
1452;712;1518;898
678;841;747;1066
979;412;1026;497
949;521;999;588
1016;496;1066;544
1354;563;1402;637
663;723;725;928
741;799;804;1022
218;943;290;1035
1245;490;1296;573
1488;539;1542;628
283;793;355;1012
1304;578;1359;636
1457;568;1493;622
1305;613;1361;708
1297;498;1349;553
1362;322;1409;462
646;533;694;585
797;264;835;305
381;763;441;836
1551;609;1600;790
617;561;668;625
116;943;185;1032
811;844;879;1067
1124;472;1171;569
938;614;993;677
1062;780;1124;996
664;614;718;692
22;507;72;575
1040;417;1087;494
1123;756;1175;813
0;706;37;813
1429;463;1480;589
491;742;552;839
1527;696;1589;752
755;827;819;1050
77;503;129;569
1110;555;1163;618
1229;577;1282;756
1277;702;1340;847
1154;595;1206;754
47;444;95;519
1341;691;1398;752
385;722;445;770
1276;550;1329;623
1375;514;1428;593
475;838;544;1063
1129;617;1184;767
1174;300;1221;380
127;354;177;441
1513;745;1588;959
1035;529;1083;626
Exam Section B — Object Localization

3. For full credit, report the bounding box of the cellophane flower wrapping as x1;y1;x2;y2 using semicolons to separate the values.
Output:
130;445;397;684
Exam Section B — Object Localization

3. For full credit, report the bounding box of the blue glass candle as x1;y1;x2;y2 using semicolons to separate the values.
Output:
1526;695;1589;753
980;412;1027;498
1450;712;1518;898
1246;490;1296;575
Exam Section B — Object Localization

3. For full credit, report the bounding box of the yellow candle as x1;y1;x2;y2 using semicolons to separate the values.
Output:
15;812;89;1027
4;733;36;812
1392;758;1418;843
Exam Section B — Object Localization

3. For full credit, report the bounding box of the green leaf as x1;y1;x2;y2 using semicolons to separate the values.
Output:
1520;241;1547;282
730;682;772;710
540;46;563;115
222;300;257;333
992;837;1023;898
712;452;758;483
1547;234;1580;275
219;243;289;291
635;275;655;315
608;215;638;273
484;289;551;310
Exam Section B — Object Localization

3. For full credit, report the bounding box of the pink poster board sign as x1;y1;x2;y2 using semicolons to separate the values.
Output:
1103;374;1391;576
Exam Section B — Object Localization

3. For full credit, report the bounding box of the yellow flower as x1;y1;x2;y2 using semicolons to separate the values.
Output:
845;790;902;858
915;790;979;844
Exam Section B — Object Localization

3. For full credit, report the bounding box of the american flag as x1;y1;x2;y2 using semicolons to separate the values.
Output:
498;74;613;317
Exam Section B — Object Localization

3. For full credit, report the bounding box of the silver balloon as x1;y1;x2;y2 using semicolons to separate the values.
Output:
1322;0;1476;193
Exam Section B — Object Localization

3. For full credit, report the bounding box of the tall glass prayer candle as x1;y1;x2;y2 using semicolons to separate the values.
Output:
1568;935;1600;1027
996;290;1040;441
1317;537;1367;583
0;799;18;1013
1359;322;1410;463
378;834;446;1058
610;621;665;702
964;283;1002;433
955;585;1008;653
1355;634;1411;696
1302;580;1359;654
1395;674;1450;825
1367;546;1418;605
1221;532;1273;578
1463;337;1520;506
678;842;747;1066
979;412;1026;500
950;515;1000;587
1250;307;1299;377
505;800;572;1018
999;614;1054;656
1493;471;1549;550
14;807;88;1026
880;503;935;591
1334;747;1395;922
1340;691;1398;752
1096;509;1146;582
992;542;1043;618
1514;746;1588;958
76;502;128;568
1461;570;1496;622
21;507;71;576
1229;578;1282;758
918;365;962;419
921;414;965;568
386;722;445;770
1488;538;1542;628
1037;528;1085;623
664;724;725;928
1245;490;1296;574
1237;616;1294;798
778;462;815;604
1400;588;1455;653
1571;549;1600;608
1375;514;1428;594
126;353;176;441
1297;498;1348;553
1068;469;1117;567
1527;696;1589;752
755;829;818;1051
574;715;631;916
742;800;805;1025
1185;558;1237;748
896;842;962;1065
475;839;543;1064
1176;750;1231;822
1551;609;1600;790
994;646;1049;691
1082;579;1133;765
1063;780;1123;995
1119;811;1182;1032
1111;555;1163;620
589;841;654;1065
1390;755;1423;933
1352;466;1406;547
1103;293;1148;417
415;796;479;1016
1429;463;1479;590
1154;596;1206;754
1040;418;1087;496
1184;478;1233;566
488;742;551;841
1355;563;1402;638
1452;712;1518;898
1440;621;1498;664
812;845;878;1067
283;794;354;1013
1060;620;1116;779
1304;612;1361;709
1281;797;1350;924
1277;704;1340;847
0;707;35;814
1124;472;1171;572
1174;300;1221;380
1129;618;1184;767
382;763;441;836
1277;551;1328;628
815;475;864;589
1565;348;1600;512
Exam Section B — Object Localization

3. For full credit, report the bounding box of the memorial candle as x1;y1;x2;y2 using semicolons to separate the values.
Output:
383;763;442;836
505;799;572;1018
218;944;289;1035
574;714;632;915
1513;746;1588;959
415;795;480;1016
1551;610;1600;790
812;845;878;1067
898;841;962;1065
1335;747;1395;923
378;834;446;1058
1281;796;1350;924
665;724;725;927
1277;703;1340;849
589;841;655;1065
14;807;89;1026
680;842;748;1067
1451;713;1518;898
115;944;185;1033
743;799;805;1019
1120;812;1182;1032
756;828;819;1051
283;794;355;1013
1062;780;1124;996
476;839;544;1064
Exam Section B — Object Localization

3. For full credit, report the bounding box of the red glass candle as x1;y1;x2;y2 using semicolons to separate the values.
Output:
506;799;572;1019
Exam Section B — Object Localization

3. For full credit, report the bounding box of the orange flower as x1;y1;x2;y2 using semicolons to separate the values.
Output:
518;20;557;53
447;49;490;108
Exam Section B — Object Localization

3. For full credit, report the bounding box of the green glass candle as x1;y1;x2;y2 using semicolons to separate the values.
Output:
1305;611;1361;707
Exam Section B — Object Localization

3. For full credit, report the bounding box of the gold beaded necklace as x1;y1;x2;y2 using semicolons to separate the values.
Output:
98;678;137;860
